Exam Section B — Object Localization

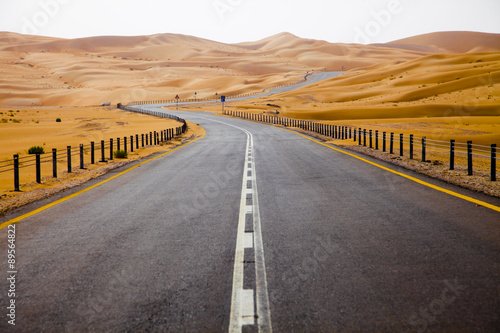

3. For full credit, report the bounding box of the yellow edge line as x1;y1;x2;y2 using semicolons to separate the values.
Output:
285;129;500;214
0;130;206;230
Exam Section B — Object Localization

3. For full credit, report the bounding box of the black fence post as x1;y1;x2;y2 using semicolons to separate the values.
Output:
349;128;352;139
375;130;379;150
142;134;145;147
410;135;414;160
136;134;139;149
13;154;19;191
150;132;153;145
450;140;455;170
491;144;497;181
363;129;367;147
52;148;58;178
154;131;157;145
353;128;356;142
369;130;373;148
100;140;106;162
36;153;41;184
91;142;95;164
421;137;426;162
80;144;85;169
383;132;386;152
358;128;362;145
124;137;128;152
67;146;72;173
117;137;121;151
467;141;473;176
109;139;114;160
400;134;404;157
130;136;134;152
390;133;394;154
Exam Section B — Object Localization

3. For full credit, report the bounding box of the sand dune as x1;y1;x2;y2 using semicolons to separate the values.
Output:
387;31;500;53
277;53;500;105
1;30;498;107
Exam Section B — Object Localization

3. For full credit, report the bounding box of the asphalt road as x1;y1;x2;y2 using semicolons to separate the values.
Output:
1;111;499;332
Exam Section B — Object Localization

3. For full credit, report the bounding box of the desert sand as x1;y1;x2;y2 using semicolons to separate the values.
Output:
1;31;498;107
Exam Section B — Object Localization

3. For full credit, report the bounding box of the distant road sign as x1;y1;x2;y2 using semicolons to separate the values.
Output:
221;96;226;102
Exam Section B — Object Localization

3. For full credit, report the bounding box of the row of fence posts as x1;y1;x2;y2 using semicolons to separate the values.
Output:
10;125;185;191
223;110;498;182
223;110;353;139
354;128;497;181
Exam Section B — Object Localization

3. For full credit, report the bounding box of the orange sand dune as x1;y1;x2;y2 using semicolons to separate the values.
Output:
2;31;498;107
387;31;500;54
269;52;499;112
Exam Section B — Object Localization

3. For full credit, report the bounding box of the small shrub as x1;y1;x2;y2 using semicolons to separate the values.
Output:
1;119;8;123
56;118;62;122
28;146;45;154
113;150;128;159
12;119;21;123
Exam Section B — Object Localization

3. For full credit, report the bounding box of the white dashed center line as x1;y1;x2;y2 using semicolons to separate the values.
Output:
176;115;272;332
229;130;272;333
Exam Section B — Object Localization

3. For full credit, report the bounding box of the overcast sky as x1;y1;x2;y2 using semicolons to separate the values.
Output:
1;0;499;44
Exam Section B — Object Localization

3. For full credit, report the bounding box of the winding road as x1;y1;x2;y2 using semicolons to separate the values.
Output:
1;73;499;332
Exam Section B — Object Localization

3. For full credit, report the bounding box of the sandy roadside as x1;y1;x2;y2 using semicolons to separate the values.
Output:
0;106;205;215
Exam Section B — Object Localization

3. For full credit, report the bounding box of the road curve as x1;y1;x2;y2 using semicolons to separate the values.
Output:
1;111;499;332
143;71;342;108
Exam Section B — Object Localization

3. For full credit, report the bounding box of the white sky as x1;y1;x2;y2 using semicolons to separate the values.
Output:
1;0;499;44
